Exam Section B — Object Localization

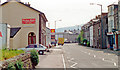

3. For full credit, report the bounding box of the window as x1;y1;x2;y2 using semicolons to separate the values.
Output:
98;29;100;36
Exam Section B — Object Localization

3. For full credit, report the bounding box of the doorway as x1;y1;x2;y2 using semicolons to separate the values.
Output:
28;32;36;45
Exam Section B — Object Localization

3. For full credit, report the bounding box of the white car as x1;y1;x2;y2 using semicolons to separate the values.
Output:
18;44;47;55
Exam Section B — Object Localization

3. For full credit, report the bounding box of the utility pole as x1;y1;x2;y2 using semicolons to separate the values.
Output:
90;3;103;49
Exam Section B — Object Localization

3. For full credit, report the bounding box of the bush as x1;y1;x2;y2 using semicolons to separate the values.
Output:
77;34;81;44
6;63;16;70
82;39;87;46
30;49;39;69
15;60;24;70
87;41;90;47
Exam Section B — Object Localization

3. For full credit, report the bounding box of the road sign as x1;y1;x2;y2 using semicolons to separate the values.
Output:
51;29;55;33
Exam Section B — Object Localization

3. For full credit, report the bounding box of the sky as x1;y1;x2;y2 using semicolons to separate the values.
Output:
1;0;118;29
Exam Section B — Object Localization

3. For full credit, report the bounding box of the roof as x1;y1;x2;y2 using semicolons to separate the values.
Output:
108;4;118;7
10;27;21;38
1;1;48;22
46;27;50;30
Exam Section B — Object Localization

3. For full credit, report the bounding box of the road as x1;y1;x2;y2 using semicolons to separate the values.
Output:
36;43;119;70
63;43;118;68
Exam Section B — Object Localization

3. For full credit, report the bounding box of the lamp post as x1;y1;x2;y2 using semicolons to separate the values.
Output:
55;20;62;31
90;3;104;49
54;20;62;45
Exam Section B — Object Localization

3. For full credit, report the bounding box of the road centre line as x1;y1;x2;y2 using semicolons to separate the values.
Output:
62;54;66;70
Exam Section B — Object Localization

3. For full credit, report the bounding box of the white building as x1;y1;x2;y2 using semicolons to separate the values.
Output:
0;23;10;49
46;27;51;48
90;26;93;47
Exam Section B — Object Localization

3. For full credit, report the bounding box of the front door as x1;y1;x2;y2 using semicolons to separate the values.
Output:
28;32;36;45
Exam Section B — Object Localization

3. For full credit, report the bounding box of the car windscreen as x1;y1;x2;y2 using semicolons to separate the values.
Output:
39;45;43;48
27;45;37;48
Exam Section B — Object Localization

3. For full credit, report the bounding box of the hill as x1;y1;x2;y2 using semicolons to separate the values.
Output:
56;25;81;32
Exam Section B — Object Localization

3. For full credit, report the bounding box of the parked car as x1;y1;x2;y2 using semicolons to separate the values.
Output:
39;44;49;52
18;44;47;55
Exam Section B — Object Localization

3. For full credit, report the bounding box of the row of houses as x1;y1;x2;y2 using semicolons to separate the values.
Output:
81;3;120;51
0;0;51;49
56;29;80;43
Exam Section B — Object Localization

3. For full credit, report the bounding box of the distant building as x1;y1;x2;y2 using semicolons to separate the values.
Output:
81;23;90;42
56;29;79;43
46;27;51;48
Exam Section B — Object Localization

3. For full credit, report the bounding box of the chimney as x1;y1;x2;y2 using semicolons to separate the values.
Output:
7;0;21;2
25;2;30;7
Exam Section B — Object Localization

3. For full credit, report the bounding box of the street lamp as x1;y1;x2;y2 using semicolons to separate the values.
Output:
55;20;62;31
54;20;62;45
90;3;104;49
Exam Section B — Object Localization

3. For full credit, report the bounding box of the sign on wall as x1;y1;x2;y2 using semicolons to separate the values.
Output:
0;32;2;37
22;18;36;24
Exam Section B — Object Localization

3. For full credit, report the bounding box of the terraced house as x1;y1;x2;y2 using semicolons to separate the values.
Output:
1;0;48;49
107;4;118;50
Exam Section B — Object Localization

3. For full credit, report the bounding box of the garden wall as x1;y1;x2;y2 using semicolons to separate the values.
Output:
0;53;32;69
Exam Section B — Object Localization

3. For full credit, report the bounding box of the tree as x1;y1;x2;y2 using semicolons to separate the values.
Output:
77;34;81;44
80;30;84;43
77;30;84;44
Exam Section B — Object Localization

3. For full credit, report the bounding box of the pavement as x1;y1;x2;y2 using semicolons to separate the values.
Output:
36;46;64;68
35;43;119;70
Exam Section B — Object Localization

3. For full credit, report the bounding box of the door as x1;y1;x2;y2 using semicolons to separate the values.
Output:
28;32;36;45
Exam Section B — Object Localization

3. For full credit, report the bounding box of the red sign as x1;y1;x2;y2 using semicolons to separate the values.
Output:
0;32;2;37
51;29;55;33
22;18;36;24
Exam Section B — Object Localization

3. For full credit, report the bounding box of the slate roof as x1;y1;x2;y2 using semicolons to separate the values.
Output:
1;1;48;22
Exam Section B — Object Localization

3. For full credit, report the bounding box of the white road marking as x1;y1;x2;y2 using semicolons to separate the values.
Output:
113;62;117;66
62;54;66;70
101;58;118;67
108;53;111;55
89;53;91;55
68;57;78;68
70;63;78;68
94;55;96;58
68;58;74;62
102;58;105;61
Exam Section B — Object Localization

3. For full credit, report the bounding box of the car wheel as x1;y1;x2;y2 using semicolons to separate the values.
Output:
38;51;44;55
